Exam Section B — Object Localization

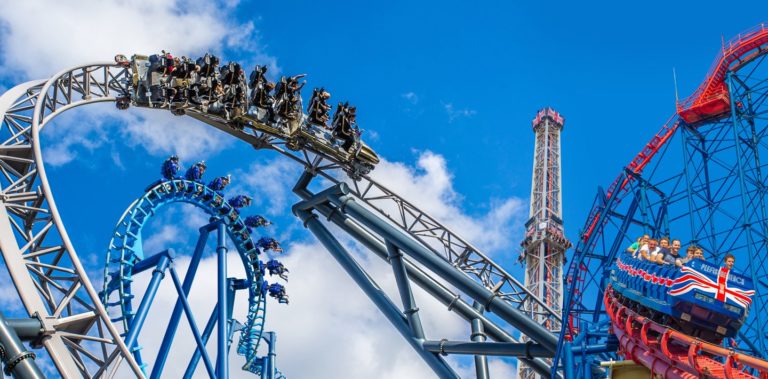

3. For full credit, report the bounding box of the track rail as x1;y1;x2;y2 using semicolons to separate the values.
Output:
0;64;142;377
677;22;768;123
101;178;269;374
605;286;768;378
0;58;560;376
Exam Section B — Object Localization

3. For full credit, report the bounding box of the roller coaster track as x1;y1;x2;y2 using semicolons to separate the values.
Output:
0;58;561;376
101;178;269;375
678;23;768;123
605;286;768;378
555;22;768;378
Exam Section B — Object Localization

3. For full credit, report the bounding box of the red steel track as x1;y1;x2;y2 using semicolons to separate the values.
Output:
582;22;768;245
569;21;768;343
677;23;768;123
605;286;768;378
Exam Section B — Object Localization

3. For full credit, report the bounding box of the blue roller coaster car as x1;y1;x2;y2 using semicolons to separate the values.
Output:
609;254;754;342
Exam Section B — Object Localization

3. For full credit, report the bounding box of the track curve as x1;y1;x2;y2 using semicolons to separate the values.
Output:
0;56;561;376
101;178;269;374
605;286;768;378
678;23;768;123
557;22;768;377
0;63;142;377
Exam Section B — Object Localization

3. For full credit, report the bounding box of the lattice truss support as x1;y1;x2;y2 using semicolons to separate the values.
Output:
0;65;144;377
0;59;563;378
291;172;562;379
553;54;768;377
522;109;568;330
519;109;570;379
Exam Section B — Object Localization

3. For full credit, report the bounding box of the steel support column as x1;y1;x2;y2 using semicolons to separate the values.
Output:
323;188;558;353
184;304;219;379
152;223;215;378
124;251;173;351
728;72;768;354
0;310;44;379
292;176;557;378
168;267;217;378
265;332;277;379
216;221;229;379
295;208;460;379
471;303;489;379
385;241;425;339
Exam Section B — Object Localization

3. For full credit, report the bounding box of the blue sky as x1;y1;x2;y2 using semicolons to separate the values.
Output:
226;0;768;233
0;1;767;377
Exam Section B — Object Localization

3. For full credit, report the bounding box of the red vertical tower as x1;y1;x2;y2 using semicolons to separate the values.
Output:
519;108;572;379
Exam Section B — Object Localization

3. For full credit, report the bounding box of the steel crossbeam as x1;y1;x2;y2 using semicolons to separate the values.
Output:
0;57;560;378
556;29;768;378
292;175;561;378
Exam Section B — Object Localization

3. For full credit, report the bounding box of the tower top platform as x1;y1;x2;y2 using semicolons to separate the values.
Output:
532;107;565;129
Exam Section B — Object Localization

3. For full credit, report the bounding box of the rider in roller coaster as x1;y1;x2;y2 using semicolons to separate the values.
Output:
248;65;276;121
137;51;371;159
257;237;283;253
184;161;207;182
223;195;252;222
331;101;359;151
274;74;306;121
308;87;332;128
161;155;182;179
263;281;289;304
220;62;247;117
266;259;289;281
208;175;231;193
153;157;291;304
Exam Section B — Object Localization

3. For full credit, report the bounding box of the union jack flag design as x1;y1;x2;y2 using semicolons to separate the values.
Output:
670;266;755;309
615;259;674;287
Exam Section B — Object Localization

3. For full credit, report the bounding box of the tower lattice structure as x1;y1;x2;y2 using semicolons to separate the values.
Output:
519;108;572;379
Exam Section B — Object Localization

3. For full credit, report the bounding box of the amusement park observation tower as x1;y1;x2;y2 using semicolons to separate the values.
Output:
519;108;572;379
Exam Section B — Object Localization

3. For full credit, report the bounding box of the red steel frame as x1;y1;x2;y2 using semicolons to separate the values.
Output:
677;23;768;123
605;286;768;378
558;22;768;377
583;22;768;245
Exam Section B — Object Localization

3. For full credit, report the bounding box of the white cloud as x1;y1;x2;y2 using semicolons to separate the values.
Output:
0;0;263;80
443;102;477;123
489;358;519;378
143;224;183;254
368;151;527;254
231;156;305;216
119;108;234;161
0;0;276;163
38;104;233;166
402;92;419;105
400;92;424;116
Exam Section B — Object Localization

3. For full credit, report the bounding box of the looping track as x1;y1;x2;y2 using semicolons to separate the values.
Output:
101;178;268;373
0;58;563;376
